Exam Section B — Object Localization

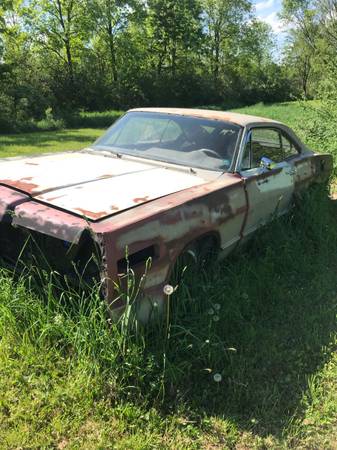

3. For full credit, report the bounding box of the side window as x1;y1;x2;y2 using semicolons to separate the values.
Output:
251;128;283;165
281;134;299;159
241;128;287;170
241;135;252;170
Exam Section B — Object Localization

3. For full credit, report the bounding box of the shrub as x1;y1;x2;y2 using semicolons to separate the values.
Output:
36;107;65;131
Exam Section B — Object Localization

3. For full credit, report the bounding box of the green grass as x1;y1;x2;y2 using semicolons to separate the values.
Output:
0;128;103;158
0;101;336;449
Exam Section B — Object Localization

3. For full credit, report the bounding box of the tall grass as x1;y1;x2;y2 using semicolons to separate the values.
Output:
1;183;336;448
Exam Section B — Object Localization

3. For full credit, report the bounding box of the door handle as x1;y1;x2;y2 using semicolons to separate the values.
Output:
257;179;269;185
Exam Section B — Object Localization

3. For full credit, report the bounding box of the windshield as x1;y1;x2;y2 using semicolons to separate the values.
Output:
93;112;241;171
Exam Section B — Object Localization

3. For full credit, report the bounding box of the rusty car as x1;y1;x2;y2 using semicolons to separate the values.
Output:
0;108;332;320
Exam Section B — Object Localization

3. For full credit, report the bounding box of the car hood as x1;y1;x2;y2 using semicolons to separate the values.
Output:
0;151;215;220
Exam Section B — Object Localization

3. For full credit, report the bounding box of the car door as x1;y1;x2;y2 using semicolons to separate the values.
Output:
239;126;298;237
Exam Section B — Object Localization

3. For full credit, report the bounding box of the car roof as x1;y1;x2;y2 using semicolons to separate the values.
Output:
128;107;282;127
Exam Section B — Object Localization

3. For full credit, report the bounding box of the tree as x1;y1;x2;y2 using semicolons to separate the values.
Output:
281;0;319;97
202;0;251;83
25;0;90;88
88;0;136;83
147;0;202;77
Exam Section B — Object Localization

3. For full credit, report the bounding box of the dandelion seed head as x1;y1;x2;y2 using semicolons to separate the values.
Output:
213;315;219;322
163;284;174;296
208;308;214;315
214;303;221;311
213;373;222;382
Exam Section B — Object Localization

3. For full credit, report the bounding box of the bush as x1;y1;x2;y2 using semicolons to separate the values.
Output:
36;107;65;131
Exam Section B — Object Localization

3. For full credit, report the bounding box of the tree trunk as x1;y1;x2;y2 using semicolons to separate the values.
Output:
213;24;221;82
107;21;118;82
56;0;74;85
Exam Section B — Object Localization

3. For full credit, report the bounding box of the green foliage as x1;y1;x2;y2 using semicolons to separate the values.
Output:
0;0;292;133
36;107;65;131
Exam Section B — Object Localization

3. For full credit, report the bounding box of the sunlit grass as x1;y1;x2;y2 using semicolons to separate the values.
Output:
0;101;336;448
0;128;104;158
0;186;336;448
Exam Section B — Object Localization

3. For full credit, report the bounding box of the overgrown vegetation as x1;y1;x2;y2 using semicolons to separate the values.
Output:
0;101;336;448
0;0;290;133
2;1;337;132
0;184;336;449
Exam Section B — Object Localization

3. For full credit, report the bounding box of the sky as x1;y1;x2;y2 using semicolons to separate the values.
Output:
252;0;287;57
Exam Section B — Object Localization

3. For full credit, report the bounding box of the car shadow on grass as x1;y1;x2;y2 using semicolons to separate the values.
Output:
165;191;337;440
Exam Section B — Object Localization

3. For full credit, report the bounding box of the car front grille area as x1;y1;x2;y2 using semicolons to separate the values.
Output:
0;223;102;287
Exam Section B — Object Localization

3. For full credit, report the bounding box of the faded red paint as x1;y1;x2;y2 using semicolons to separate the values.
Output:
130;107;281;127
134;196;149;204
74;207;109;220
0;179;39;193
46;195;65;202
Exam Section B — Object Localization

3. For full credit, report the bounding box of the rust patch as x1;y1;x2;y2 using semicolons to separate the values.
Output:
25;162;39;166
130;107;280;126
20;177;33;181
134;196;149;204
74;207;108;220
0;179;39;193
110;205;119;211
46;195;65;202
99;174;113;179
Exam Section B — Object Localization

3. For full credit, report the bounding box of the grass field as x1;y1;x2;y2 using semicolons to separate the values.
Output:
0;128;103;158
0;102;336;449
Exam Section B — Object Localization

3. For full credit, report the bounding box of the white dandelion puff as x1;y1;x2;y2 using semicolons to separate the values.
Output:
213;315;219;322
163;284;174;296
214;303;221;311
208;308;214;315
213;373;222;383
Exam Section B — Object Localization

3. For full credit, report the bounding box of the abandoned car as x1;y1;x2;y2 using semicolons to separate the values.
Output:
0;108;332;319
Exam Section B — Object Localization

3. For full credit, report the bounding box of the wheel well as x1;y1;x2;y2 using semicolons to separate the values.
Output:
166;231;220;284
195;232;220;251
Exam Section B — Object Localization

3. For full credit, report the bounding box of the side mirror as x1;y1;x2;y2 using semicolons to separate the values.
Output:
260;156;275;170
